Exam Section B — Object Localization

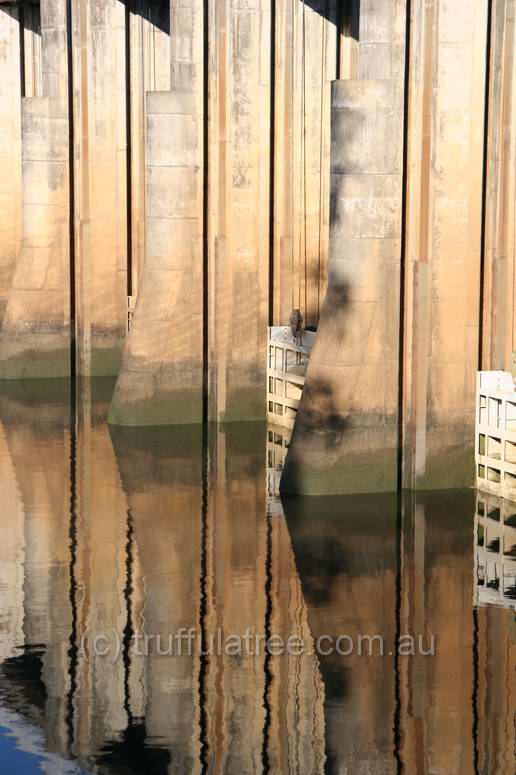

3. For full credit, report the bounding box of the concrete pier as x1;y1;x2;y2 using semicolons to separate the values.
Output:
0;0;515;492
0;0;69;379
108;87;204;425
0;6;21;325
281;0;406;495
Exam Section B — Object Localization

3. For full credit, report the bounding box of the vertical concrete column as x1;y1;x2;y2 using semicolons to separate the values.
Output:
207;0;271;422
128;1;171;296
20;4;43;98
40;0;68;98
482;0;516;371
402;0;489;488
272;0;337;330
110;1;343;425
0;95;69;378
0;0;70;378
108;0;204;424
281;1;406;495
0;7;22;324
75;0;128;377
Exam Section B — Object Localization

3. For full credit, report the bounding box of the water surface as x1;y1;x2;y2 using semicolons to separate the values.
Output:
0;381;514;773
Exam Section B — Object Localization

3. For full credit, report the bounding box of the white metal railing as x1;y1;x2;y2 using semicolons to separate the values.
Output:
475;371;516;500
267;326;315;429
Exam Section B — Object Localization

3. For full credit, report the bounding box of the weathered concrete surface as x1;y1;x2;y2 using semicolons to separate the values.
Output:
109;0;342;425
0;8;22;326
0;0;70;378
281;75;405;495
108;1;204;425
401;0;489;490
73;0;128;377
206;0;270;422
0;96;70;378
40;0;67;99
208;0;338;423
272;0;337;329
0;0;515;499
128;0;171;294
482;0;516;372
282;0;498;494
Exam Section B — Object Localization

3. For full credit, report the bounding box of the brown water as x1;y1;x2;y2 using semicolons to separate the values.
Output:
0;380;514;774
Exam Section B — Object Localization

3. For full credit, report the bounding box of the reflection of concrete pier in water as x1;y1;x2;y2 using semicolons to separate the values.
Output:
0;387;514;773
0;390;325;773
283;489;516;774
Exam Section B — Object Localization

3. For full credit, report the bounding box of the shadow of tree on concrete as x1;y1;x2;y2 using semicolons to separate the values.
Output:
287;282;352;446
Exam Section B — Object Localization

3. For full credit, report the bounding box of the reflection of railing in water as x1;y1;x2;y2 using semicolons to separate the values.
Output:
0;402;326;773
266;423;291;505
474;492;516;609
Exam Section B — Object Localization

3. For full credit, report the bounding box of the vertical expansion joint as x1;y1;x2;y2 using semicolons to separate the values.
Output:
479;0;494;370
269;0;276;326
202;0;209;424
397;0;413;490
125;0;133;299
66;0;76;381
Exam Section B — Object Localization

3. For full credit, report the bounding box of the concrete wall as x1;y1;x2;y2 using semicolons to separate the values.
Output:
73;0;128;377
1;1;516;494
482;0;516;372
128;0;171;294
272;0;337;329
401;0;489;490
108;90;204;424
282;1;406;495
0;0;69;379
109;0;340;425
108;0;204;425
283;0;515;494
0;7;21;324
0;96;70;379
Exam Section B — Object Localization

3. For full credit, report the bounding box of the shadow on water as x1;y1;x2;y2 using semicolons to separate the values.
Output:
0;385;514;774
283;491;398;773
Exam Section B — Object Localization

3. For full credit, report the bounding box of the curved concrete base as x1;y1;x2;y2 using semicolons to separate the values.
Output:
0;333;70;379
281;424;398;496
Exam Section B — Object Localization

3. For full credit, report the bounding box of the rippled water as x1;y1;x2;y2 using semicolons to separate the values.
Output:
0;380;514;774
